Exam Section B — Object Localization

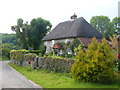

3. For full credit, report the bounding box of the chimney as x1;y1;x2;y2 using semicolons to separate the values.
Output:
70;13;77;20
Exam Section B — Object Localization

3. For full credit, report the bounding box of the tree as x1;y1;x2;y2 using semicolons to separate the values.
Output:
1;33;22;59
2;33;18;45
29;17;52;50
71;38;116;84
112;17;120;32
1;43;11;59
11;18;30;50
90;16;115;38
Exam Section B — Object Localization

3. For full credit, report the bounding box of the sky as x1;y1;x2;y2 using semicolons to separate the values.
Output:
0;0;119;34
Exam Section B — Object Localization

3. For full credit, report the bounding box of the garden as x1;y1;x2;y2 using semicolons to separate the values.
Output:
9;37;120;88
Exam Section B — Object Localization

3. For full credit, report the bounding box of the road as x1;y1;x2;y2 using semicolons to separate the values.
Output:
0;61;40;89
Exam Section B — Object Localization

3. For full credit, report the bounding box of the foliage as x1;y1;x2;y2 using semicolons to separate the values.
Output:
9;62;120;88
28;45;46;56
39;57;74;73
56;38;84;57
39;44;46;56
1;33;21;59
1;43;11;59
2;33;18;45
112;17;120;31
1;42;22;59
11;17;52;50
24;53;37;61
109;35;120;71
70;38;84;52
44;52;54;57
28;50;41;55
71;37;117;84
10;49;28;66
74;44;84;54
11;18;30;49
90;16;115;38
29;17;52;50
109;35;118;50
61;38;83;53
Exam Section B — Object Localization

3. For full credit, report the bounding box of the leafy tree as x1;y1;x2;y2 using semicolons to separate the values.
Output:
29;17;52;50
1;43;11;59
2;34;16;44
11;18;30;49
90;16;115;38
1;33;22;59
112;17;120;32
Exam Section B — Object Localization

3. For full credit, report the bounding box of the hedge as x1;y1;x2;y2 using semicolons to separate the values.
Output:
10;49;28;66
28;50;41;55
39;57;74;73
24;53;37;61
10;50;74;73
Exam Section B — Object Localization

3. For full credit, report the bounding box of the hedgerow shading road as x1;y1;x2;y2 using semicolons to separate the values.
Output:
0;61;40;88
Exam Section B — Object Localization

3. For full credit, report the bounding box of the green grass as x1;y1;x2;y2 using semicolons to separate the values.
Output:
8;62;119;88
0;57;9;61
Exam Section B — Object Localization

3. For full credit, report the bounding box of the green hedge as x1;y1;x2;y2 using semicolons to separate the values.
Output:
10;50;74;73
24;53;37;61
10;49;28;66
28;50;41;55
39;57;74;73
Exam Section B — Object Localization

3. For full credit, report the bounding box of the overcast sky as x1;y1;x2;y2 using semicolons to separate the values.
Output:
0;0;119;34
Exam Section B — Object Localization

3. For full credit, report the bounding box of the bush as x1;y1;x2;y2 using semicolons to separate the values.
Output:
24;53;37;61
28;50;41;55
10;49;28;66
39;45;46;56
39;57;74;73
71;38;117;84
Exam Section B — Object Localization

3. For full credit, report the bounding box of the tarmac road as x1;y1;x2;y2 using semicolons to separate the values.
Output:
0;61;40;89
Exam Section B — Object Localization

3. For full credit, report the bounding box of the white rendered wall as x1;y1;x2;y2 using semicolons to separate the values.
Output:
44;38;74;53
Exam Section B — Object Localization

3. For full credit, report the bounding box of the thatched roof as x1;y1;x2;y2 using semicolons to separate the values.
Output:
42;17;103;41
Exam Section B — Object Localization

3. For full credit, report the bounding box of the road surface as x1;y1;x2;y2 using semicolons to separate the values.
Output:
0;61;40;89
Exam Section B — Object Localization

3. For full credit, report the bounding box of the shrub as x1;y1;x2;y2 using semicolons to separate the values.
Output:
39;57;74;73
28;50;41;55
109;35;120;71
71;37;117;84
24;53;37;61
10;49;28;66
39;45;46;56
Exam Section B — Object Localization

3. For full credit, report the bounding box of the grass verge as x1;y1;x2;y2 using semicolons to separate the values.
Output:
8;62;119;88
0;57;9;61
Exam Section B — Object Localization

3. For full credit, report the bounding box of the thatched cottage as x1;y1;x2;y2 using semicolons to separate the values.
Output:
42;15;103;53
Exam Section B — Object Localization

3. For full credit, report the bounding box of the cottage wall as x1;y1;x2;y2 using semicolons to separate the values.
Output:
44;38;74;53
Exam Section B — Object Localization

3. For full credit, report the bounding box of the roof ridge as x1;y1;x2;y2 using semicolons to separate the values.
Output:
42;17;103;41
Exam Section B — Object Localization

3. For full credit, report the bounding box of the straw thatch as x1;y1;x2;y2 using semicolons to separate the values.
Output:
42;17;103;41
